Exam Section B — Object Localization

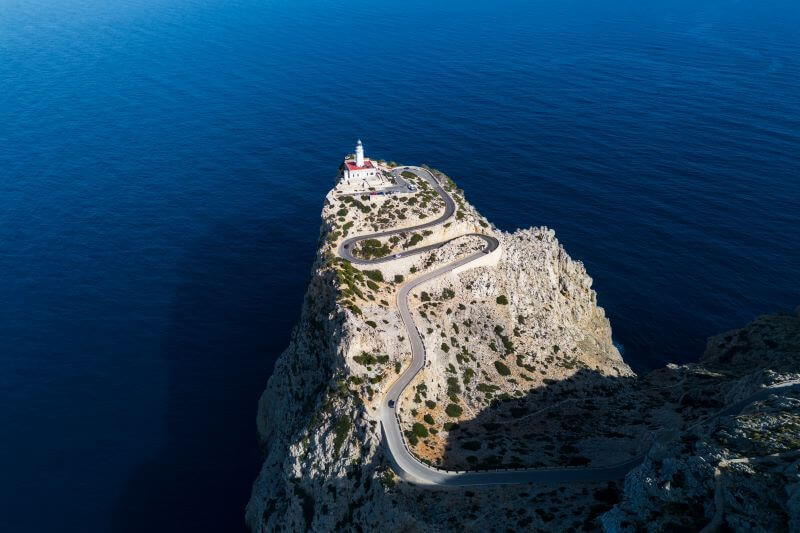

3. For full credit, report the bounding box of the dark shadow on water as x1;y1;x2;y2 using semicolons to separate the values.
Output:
111;217;315;533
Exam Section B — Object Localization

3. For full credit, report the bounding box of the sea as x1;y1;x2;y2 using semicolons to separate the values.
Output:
1;0;798;531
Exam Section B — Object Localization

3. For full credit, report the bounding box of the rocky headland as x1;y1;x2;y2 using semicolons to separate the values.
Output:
246;162;799;532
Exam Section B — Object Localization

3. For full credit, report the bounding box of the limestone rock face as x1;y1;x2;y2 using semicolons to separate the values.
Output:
246;165;798;532
246;168;628;531
601;310;800;532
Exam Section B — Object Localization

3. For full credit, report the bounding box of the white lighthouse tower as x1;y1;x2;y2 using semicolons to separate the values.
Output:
340;139;381;191
355;139;365;167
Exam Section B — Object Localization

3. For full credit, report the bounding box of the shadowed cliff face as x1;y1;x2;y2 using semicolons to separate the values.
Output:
439;370;637;471
247;296;800;532
111;218;313;533
601;308;800;532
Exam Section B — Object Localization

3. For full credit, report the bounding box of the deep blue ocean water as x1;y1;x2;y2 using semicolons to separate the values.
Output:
1;0;799;530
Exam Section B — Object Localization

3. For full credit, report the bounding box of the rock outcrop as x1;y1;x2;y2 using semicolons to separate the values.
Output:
246;163;799;532
601;310;800;532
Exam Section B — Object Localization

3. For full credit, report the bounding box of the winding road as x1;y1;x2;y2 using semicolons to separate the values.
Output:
335;166;800;486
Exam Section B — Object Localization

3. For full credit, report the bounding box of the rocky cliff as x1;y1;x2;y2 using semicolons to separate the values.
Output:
246;164;798;532
601;311;800;532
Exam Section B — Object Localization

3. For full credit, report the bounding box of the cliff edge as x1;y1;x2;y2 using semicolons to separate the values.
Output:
246;162;799;532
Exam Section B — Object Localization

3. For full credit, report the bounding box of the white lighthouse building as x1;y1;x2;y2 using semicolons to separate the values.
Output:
341;139;380;188
355;139;365;167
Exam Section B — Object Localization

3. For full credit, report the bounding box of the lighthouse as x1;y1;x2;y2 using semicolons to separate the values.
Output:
341;139;381;190
355;139;365;167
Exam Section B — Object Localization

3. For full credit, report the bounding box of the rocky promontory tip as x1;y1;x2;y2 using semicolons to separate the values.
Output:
246;148;799;532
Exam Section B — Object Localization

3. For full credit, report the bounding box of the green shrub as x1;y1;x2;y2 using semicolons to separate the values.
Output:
447;376;461;395
462;368;475;384
496;295;509;305
443;422;459;431
494;361;511;376
425;400;436;409
421;291;431;302
365;320;377;328
423;414;435;425
476;383;500;392
366;280;379;291
333;415;352;454
412;423;429;438
394;274;404;283
358;240;390;259
379;470;396;489
406;234;423;247
363;269;384;282
440;343;450;353
353;352;388;365
445;404;463;417
337;208;348;217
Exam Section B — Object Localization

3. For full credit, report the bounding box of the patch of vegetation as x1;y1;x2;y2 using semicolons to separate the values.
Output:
365;320;377;328
333;415;352;455
462;367;475;384
447;376;461;395
363;269;384;282
423;413;435;425
353;352;389;366
494;361;511;376
394;274;404;283
445;403;463;417
496;295;509;305
357;239;390;259
412;423;429;438
406;234;424;248
379;469;396;489
341;195;370;213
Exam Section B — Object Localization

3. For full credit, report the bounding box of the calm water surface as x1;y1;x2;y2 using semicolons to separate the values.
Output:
1;0;799;530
